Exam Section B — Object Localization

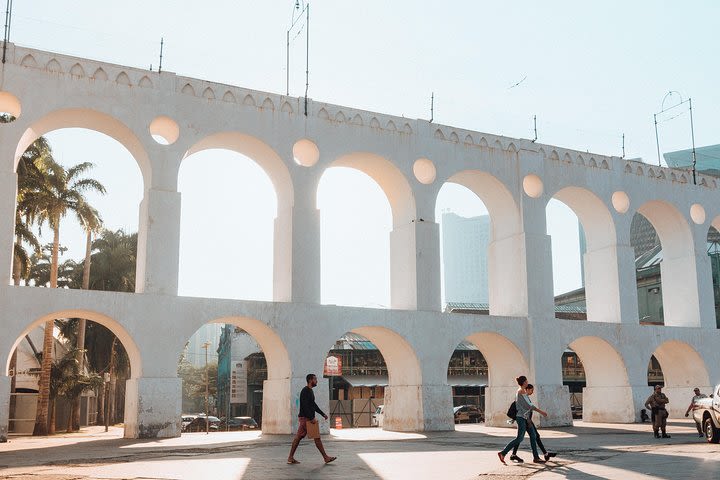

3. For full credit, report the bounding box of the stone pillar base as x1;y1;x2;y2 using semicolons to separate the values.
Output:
261;378;292;435
535;384;572;427
421;384;454;431
384;385;423;432
484;386;517;427
124;377;181;439
582;386;635;423
0;375;9;442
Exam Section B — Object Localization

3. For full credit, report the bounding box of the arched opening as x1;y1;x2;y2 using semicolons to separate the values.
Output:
707;223;720;328
177;317;291;435
178;145;278;301
5;311;140;437
650;341;710;418
446;341;488;425
566;336;633;422
319;153;415;310
635;201;697;327
436;171;523;316
549;188;619;323
460;332;529;427
13;127;143;291
322;326;422;431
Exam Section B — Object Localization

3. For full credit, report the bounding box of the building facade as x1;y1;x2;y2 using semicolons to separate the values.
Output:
441;212;490;305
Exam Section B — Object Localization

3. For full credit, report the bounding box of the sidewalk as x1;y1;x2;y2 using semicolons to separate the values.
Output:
0;420;717;479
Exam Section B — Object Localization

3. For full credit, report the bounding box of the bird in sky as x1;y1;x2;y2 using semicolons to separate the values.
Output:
508;75;527;89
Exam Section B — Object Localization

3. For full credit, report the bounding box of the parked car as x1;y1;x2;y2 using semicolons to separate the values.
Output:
453;405;482;424
181;414;197;432
185;415;221;432
222;416;259;431
372;405;385;427
692;384;720;443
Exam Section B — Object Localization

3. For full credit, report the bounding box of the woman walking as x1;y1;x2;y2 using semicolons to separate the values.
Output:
498;376;548;465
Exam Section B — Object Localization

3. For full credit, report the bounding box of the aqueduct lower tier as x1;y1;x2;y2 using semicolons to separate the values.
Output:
1;44;720;439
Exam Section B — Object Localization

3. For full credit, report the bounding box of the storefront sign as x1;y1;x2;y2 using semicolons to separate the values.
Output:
324;355;342;376
230;360;247;404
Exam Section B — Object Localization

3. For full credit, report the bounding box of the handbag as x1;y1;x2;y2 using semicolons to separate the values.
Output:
306;418;320;439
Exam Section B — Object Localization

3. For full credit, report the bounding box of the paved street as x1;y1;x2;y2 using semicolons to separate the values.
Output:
0;420;717;479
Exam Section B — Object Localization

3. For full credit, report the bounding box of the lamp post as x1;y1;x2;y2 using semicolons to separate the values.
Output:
286;1;310;115
653;91;698;184
201;341;211;435
103;372;110;433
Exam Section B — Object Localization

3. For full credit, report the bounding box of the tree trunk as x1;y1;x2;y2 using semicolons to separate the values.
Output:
12;232;21;285
32;319;54;436
109;338;117;425
48;397;56;434
71;230;93;431
33;224;60;436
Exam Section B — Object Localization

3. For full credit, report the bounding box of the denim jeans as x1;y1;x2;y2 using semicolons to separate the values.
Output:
501;417;539;458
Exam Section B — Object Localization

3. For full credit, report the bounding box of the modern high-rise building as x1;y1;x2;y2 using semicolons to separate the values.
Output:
184;324;223;368
441;212;490;305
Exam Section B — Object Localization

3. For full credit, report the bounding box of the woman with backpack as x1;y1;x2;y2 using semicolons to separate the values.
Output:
497;375;548;465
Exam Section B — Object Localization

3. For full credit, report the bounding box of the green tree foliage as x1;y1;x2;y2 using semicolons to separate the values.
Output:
178;360;218;413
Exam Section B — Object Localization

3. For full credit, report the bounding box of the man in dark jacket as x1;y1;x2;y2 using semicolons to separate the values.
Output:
287;373;337;464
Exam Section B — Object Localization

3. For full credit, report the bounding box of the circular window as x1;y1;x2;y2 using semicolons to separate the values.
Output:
149;115;180;145
0;91;22;122
413;158;436;185
293;139;320;167
611;191;630;214
522;174;543;198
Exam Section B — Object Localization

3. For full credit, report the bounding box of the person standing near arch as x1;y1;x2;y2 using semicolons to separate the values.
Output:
685;387;707;437
645;385;670;438
498;375;548;465
287;373;337;465
510;384;557;463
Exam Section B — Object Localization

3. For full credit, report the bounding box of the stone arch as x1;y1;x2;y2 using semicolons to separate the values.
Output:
138;76;153;88
222;90;236;102
115;72;131;86
20;54;38;67
568;336;633;422
550;150;560;161
440;170;523;316
15;108;151;189
651;340;711;417
69;63;86;77
506;142;517;153
261;97;275;110
369;117;380;128
351;114;363;126
460;332;529;426
636;200;699;327
92;67;108;81
600;159;609;169
178;315;292;433
464;134;474;145
281;101;293;114
330;325;423;431
181;83;195;96
478;137;489;148
550;187;620;322
5;309;142;379
386;120;397;131
243;94;256;106
326;152;415;228
449;131;460;143
183;132;293;214
334;111;346;122
202;87;215;100
403;123;413;134
46;58;63;73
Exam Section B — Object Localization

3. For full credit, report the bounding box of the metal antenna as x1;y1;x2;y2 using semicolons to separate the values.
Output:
532;115;537;142
2;0;13;64
622;133;625;159
304;2;310;116
158;37;164;73
689;97;697;185
430;92;434;123
653;113;661;166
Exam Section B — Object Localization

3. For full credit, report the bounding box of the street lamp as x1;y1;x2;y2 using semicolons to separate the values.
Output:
201;341;211;435
286;0;310;115
653;91;698;184
103;372;110;432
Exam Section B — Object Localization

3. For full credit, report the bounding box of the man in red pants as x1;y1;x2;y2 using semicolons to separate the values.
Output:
287;373;337;465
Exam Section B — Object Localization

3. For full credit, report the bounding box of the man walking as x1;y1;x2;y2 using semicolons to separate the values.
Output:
685;387;708;437
645;385;670;438
287;373;337;465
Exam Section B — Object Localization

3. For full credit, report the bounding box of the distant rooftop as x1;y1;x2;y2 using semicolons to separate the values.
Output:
664;144;720;176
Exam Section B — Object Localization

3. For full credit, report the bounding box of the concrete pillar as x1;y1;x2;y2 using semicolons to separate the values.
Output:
124;377;181;439
382;383;453;432
616;244;641;324
584;245;625;323
0;375;9;442
135;188;181;295
660;254;707;327
534;384;572;427
488;234;530;316
690;240;717;330
582;386;635;422
262;377;293;434
0;171;17;287
274;200;321;304
484;386;517;427
527;333;572;427
390;220;441;311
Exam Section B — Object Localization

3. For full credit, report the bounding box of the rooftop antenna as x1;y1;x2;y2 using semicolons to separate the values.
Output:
2;0;13;64
621;133;625;159
158;37;164;73
429;92;434;123
531;115;537;142
653;91;697;183
304;2;310;116
286;1;310;116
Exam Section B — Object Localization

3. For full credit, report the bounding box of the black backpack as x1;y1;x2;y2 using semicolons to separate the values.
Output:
507;401;517;420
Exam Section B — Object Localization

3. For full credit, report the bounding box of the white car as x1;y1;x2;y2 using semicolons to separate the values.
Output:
372;405;385;427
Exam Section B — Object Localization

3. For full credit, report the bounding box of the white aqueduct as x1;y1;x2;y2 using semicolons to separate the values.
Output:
0;44;719;441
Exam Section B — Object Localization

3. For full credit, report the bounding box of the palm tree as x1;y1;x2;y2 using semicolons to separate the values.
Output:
84;229;137;292
70;203;103;430
25;157;106;436
13;138;52;285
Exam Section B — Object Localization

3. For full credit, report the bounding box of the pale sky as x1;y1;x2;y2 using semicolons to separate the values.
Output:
17;1;720;307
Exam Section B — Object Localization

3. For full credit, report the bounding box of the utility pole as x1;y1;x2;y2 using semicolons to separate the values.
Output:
2;0;13;64
202;341;210;435
429;92;434;123
158;37;164;74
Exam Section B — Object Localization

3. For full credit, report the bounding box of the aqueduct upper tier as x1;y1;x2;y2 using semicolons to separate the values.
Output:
0;44;718;440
